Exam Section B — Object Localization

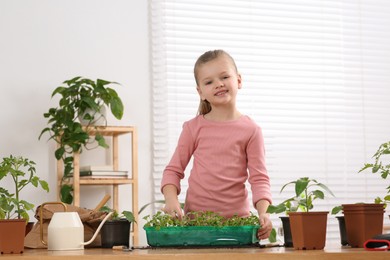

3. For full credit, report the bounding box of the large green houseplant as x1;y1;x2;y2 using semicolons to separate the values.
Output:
0;155;49;254
39;76;124;203
267;177;335;250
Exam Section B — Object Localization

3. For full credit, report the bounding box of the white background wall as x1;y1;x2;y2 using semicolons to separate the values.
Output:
0;0;152;245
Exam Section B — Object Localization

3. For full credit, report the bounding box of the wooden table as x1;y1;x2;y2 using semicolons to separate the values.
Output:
1;246;388;260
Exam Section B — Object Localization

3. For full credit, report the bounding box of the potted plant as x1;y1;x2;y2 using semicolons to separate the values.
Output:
39;76;124;204
334;141;389;248
143;211;262;247
332;201;385;248
0;155;49;254
268;177;335;250
99;206;135;248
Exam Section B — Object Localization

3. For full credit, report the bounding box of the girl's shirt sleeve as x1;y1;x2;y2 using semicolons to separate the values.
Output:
161;122;195;195
246;126;272;206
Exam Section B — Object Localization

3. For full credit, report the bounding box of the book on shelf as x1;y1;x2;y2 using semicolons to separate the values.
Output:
79;170;128;177
79;165;114;172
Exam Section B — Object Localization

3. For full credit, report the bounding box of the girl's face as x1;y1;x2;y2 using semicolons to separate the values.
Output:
196;55;242;109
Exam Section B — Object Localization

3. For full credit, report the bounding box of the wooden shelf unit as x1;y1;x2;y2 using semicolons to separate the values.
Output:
56;126;139;245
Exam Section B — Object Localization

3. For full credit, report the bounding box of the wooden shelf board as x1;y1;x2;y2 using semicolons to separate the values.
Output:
79;178;135;185
82;125;136;136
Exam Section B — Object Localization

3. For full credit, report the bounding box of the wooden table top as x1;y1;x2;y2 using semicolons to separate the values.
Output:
1;245;389;260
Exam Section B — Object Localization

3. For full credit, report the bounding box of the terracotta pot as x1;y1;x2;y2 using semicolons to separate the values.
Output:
342;203;384;248
0;219;26;254
336;216;348;246
279;216;293;247
288;211;328;250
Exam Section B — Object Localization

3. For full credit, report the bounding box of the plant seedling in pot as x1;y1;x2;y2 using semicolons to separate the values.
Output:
267;177;335;250
0;155;49;221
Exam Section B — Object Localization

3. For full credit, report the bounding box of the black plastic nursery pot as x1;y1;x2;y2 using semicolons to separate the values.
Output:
100;219;131;248
336;216;348;246
280;216;293;247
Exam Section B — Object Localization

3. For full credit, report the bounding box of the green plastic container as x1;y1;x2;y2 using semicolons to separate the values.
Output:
144;225;260;247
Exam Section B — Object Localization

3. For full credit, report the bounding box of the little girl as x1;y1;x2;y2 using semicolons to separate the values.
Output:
161;50;273;240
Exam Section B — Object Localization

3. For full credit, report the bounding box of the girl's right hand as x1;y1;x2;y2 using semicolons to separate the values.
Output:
162;184;184;219
162;199;183;219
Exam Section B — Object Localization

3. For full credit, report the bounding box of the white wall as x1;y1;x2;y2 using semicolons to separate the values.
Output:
0;0;152;245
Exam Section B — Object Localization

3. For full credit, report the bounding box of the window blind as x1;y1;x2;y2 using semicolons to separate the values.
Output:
150;0;390;243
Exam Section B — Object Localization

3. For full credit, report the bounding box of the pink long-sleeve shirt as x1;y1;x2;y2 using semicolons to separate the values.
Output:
161;115;272;217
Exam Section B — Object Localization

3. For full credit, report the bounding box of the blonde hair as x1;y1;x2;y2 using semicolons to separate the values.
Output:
194;50;238;115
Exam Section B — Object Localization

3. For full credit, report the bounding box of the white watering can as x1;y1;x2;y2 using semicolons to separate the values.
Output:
40;201;113;251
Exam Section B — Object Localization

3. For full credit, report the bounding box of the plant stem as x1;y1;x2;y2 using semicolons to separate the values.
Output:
12;164;20;219
305;188;309;212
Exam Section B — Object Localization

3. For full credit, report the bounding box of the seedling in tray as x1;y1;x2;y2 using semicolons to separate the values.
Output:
143;211;260;229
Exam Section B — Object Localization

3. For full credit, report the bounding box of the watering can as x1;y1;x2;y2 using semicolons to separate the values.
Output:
39;201;113;251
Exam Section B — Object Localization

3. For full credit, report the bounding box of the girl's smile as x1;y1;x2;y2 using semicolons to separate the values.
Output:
214;89;228;96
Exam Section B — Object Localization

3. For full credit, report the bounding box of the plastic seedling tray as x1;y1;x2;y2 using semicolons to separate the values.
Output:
144;225;260;247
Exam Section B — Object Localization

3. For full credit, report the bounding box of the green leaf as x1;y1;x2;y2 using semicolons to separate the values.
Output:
312;190;325;199
60;184;73;204
99;206;113;213
381;170;389;179
122;211;136;223
20;200;34;211
30;176;38;187
358;163;373;173
331;205;342;215
268;228;277;243
55;147;65;160
95;134;109;148
51;86;67;97
267;204;286;214
39;180;50;192
97;78;115;87
372;164;381;173
38;127;51;140
81;96;100;111
110;97;124;120
295;177;309;196
63;76;82;85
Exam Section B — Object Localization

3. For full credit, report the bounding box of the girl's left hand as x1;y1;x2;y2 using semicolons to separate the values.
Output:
257;213;272;240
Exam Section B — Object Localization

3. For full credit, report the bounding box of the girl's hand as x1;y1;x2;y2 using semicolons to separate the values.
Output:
162;184;183;219
257;213;272;240
162;200;183;219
